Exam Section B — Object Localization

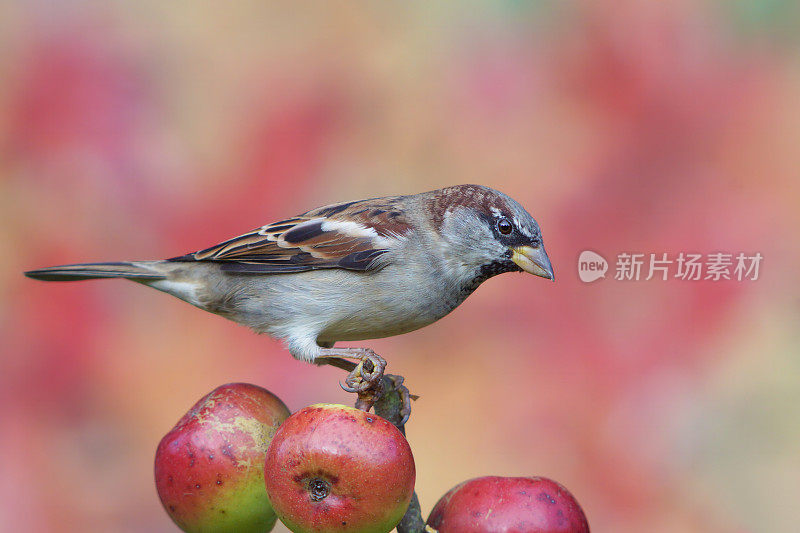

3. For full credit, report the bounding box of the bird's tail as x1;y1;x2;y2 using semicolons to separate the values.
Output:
24;261;167;282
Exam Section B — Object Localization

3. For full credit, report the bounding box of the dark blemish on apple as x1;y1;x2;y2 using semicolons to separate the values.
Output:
366;416;374;423
167;475;173;484
195;483;201;489
220;509;226;515
208;453;214;460
216;479;223;485
169;505;176;512
308;478;331;502
537;492;556;504
189;458;195;467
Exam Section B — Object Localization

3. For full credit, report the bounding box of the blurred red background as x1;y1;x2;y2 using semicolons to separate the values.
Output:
2;2;799;532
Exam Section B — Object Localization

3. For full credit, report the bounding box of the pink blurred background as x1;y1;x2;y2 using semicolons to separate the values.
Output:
2;2;799;532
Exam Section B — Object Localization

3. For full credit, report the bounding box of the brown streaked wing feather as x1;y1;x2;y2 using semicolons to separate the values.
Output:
169;197;413;273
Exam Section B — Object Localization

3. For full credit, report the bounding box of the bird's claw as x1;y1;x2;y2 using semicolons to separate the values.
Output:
321;350;415;425
341;351;386;393
339;380;357;393
338;378;373;394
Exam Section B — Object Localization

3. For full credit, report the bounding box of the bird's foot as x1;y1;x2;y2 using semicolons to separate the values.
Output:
340;349;386;394
315;348;387;410
315;349;416;422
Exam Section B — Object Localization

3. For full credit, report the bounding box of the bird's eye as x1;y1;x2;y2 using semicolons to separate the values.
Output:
497;217;513;235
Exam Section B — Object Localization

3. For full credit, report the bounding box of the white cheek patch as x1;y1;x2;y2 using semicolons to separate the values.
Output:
490;207;503;217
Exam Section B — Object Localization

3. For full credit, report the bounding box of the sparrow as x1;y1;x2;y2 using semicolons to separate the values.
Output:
25;184;553;405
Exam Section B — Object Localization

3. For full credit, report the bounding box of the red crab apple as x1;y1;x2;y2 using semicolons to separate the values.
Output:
155;383;291;532
264;403;415;533
427;476;589;533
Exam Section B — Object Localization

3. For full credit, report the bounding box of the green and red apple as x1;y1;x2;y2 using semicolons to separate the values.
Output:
155;383;290;532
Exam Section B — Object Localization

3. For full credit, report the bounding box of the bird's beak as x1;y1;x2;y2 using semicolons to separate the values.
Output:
511;245;554;281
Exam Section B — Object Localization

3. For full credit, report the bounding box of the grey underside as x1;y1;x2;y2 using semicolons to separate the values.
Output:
156;255;471;359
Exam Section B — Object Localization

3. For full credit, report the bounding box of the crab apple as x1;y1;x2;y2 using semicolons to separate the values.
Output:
427;476;589;533
264;403;415;533
155;383;291;532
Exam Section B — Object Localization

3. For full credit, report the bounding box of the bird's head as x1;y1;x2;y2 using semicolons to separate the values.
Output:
428;184;554;284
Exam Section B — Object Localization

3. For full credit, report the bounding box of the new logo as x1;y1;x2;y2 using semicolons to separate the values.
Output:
578;251;608;283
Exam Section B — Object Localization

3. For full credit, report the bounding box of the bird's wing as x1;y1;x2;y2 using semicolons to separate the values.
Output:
169;197;412;273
